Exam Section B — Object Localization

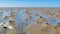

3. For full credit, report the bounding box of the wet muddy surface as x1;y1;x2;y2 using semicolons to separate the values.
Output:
0;8;60;34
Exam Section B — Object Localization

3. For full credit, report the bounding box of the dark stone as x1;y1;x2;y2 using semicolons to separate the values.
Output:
29;16;32;19
1;12;3;14
22;32;26;34
37;22;40;24
41;29;43;31
9;20;12;23
39;16;43;18
3;27;7;29
54;27;57;29
35;14;38;16
46;23;49;25
4;16;9;19
47;11;49;12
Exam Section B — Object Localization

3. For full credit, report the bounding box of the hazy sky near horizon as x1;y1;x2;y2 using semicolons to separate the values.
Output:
0;0;60;7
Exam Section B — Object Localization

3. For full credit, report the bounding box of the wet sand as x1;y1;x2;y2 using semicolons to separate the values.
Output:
0;8;60;34
6;28;17;34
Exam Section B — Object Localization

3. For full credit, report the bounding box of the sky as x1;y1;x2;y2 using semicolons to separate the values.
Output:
0;0;60;7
